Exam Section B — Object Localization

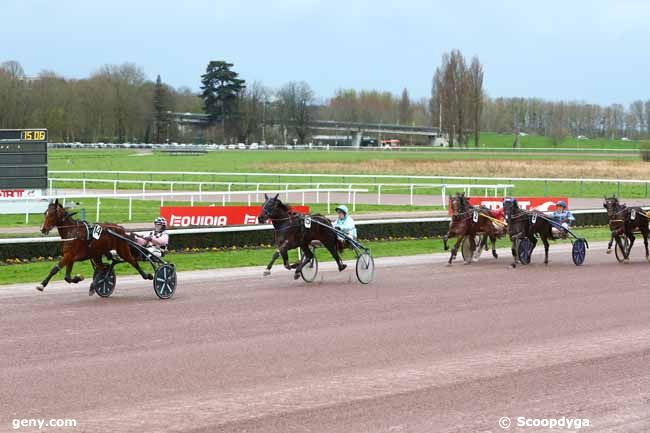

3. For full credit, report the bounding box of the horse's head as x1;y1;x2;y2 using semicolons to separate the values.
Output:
502;197;518;222
603;195;621;218
450;192;466;216
258;193;284;223
41;199;66;235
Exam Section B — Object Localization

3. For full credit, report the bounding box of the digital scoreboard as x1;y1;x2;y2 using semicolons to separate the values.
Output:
0;129;48;189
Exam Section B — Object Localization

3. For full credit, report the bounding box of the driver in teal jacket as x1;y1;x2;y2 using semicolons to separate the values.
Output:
334;205;357;240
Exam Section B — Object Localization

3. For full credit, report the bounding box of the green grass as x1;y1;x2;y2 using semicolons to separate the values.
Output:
472;132;643;150
0;226;613;286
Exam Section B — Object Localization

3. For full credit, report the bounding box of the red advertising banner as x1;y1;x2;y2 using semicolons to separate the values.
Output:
448;197;568;215
160;206;311;227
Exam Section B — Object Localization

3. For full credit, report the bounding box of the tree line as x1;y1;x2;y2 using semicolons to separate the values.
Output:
1;57;649;145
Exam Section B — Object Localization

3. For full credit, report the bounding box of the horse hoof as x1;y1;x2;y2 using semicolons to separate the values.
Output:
76;274;84;282
624;258;630;264
146;273;154;280
263;270;271;277
88;286;95;296
606;249;612;255
36;285;44;292
338;264;347;272
492;253;499;259
511;263;516;268
293;273;300;280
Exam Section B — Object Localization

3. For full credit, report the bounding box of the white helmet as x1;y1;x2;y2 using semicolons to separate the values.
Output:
154;217;167;228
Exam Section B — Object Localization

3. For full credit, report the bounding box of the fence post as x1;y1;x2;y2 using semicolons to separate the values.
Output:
377;184;382;205
128;197;132;221
49;178;53;196
327;191;331;213
222;193;226;206
352;191;357;212
199;183;203;201
247;193;251;206
316;184;320;203
96;197;100;221
160;196;164;208
228;183;232;203
256;183;260;202
441;186;446;208
25;210;29;225
190;195;194;207
83;179;86;193
410;184;414;205
170;182;174;194
113;180;117;195
301;191;305;205
285;184;289;201
142;182;146;198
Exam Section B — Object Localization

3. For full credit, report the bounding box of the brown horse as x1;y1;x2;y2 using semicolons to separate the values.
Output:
258;194;347;279
502;197;554;267
603;195;650;262
38;199;153;293
443;192;505;264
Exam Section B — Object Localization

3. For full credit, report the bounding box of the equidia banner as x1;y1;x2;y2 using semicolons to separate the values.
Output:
448;197;569;215
160;206;311;227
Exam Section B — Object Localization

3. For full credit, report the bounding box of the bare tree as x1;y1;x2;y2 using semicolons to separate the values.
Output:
467;56;484;147
277;81;315;144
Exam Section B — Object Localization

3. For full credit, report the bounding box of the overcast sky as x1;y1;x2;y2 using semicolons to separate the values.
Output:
3;0;649;105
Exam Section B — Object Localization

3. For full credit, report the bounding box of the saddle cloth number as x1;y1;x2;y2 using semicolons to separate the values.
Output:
631;209;636;220
92;225;103;240
304;216;312;229
472;210;479;223
531;213;537;224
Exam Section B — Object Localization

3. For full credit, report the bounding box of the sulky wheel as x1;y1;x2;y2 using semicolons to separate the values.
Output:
300;253;319;283
153;264;177;299
461;235;475;264
355;252;375;284
92;267;116;298
572;239;587;266
614;236;629;263
518;238;533;265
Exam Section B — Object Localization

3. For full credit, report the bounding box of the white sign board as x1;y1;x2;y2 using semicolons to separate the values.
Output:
0;189;48;214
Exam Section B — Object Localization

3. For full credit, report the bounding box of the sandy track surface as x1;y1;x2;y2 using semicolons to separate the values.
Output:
2;244;650;432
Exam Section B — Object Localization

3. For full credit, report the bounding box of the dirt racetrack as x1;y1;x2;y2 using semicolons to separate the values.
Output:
2;243;650;432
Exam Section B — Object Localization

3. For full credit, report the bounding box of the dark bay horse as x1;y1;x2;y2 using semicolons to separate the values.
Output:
603;195;649;262
502;197;554;267
258;194;346;279
443;193;505;264
38;199;153;293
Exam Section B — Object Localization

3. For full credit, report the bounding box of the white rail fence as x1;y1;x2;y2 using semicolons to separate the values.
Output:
47;176;514;207
0;188;367;224
50;169;650;198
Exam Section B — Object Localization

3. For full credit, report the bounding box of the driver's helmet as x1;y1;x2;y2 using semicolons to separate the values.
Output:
154;216;167;231
556;200;567;209
335;205;348;216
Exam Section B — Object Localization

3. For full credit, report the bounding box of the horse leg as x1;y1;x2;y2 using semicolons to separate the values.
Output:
322;237;346;271
490;234;498;259
88;256;107;296
606;233;614;254
443;233;450;250
449;236;463;265
36;256;69;291
63;259;85;284
293;246;312;279
643;228;650;262
626;232;636;261
263;241;289;276
542;235;550;265
117;242;153;280
511;238;518;268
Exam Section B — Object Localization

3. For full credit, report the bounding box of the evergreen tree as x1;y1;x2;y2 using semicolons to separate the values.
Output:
200;61;246;141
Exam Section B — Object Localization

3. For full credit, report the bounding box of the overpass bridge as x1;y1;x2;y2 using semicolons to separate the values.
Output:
167;112;440;146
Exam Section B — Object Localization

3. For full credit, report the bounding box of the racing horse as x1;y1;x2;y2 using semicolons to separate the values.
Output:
443;192;505;264
603;195;650;262
258;193;347;279
37;199;154;293
502;197;554;267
